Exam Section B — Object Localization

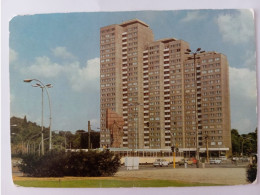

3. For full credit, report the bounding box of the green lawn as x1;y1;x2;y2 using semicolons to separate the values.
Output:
13;178;220;188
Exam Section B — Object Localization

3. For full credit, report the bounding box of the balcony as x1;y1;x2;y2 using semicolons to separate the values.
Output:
122;32;127;35
164;48;169;51
122;37;127;41
143;60;148;63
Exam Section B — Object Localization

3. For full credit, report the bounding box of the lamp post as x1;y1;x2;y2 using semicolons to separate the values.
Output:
185;48;205;168
170;132;176;168
26;133;41;154
24;79;53;155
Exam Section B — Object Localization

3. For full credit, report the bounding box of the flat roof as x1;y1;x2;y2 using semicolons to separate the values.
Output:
120;19;149;27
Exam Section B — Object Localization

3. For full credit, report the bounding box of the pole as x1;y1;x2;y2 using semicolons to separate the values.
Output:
206;136;209;163
194;54;200;168
135;104;138;150
45;88;52;151
41;88;44;155
173;151;175;168
88;121;91;150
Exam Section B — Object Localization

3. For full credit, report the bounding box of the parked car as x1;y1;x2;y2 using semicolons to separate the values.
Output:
178;158;196;166
209;158;222;164
188;157;197;164
178;159;186;166
219;156;227;161
153;159;169;167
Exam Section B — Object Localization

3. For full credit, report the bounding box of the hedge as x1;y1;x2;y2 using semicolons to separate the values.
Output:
18;150;121;177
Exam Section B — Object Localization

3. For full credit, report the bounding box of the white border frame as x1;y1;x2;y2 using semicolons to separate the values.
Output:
2;0;260;195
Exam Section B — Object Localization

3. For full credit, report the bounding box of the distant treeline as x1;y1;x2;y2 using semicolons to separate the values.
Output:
11;116;100;155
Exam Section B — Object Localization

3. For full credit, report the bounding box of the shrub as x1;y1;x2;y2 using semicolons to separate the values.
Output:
246;163;257;183
18;150;120;177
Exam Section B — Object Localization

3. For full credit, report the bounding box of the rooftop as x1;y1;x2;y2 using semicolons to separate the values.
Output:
119;19;149;27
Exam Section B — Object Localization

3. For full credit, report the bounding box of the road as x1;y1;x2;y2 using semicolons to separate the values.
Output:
116;161;250;185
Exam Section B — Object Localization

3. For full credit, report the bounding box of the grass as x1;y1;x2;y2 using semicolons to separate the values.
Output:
13;177;220;188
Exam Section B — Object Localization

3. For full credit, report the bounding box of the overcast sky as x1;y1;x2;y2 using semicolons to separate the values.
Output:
9;9;256;134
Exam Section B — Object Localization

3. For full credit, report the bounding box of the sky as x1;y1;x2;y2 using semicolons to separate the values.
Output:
9;9;257;134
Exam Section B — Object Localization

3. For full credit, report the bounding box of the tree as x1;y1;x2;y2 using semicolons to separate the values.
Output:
231;129;240;156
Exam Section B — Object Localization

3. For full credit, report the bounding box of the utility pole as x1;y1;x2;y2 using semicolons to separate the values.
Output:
88;121;91;150
205;135;209;163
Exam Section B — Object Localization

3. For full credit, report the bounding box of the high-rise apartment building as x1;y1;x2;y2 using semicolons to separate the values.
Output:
100;19;231;154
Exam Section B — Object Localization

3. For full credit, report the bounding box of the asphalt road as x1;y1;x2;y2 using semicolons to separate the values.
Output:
119;160;249;171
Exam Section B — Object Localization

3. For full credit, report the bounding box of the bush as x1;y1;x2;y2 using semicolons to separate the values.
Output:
18;150;121;177
247;163;257;183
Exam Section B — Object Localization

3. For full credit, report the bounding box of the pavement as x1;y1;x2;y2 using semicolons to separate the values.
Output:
115;167;249;185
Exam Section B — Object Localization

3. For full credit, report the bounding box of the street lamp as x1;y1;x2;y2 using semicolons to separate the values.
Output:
169;132;176;168
24;79;53;155
26;133;41;154
185;48;205;168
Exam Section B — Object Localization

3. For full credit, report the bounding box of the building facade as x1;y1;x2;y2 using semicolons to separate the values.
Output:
100;19;231;154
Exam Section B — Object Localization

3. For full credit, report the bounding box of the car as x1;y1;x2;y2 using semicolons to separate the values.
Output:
209;158;222;164
178;159;185;166
153;159;169;167
188;157;197;164
219;156;227;161
178;158;196;166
